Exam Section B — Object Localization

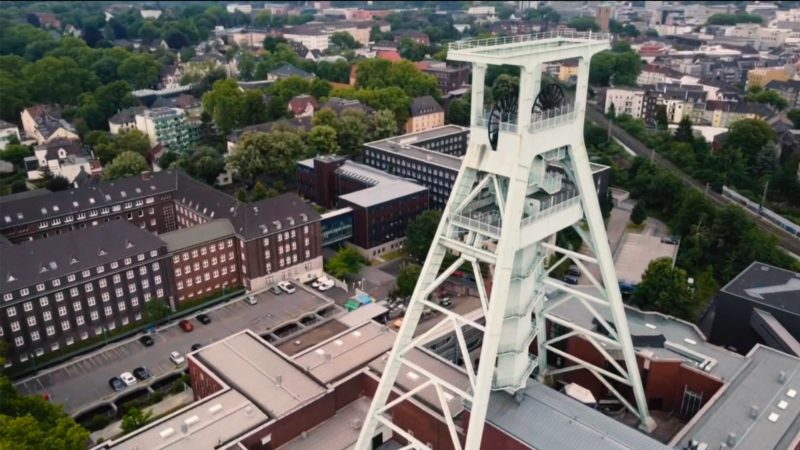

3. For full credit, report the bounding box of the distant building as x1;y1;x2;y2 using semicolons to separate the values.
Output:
0;120;21;150
287;94;319;118
597;5;613;33
405;96;445;133
605;88;648;119
704;100;774;128
25;138;101;182
637;65;684;85
702;262;800;356
266;63;315;81
140;9;162;20
134;108;199;153
393;30;430;46
557;59;580;83
20;105;79;145
108;106;146;135
159;64;183;90
765;79;800;110
226;3;252;14
747;67;791;89
421;63;471;93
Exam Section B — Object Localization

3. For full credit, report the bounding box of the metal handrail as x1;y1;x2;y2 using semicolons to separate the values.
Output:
449;30;612;51
521;196;582;226
452;212;502;236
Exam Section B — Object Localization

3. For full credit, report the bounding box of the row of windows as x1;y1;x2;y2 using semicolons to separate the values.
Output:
176;252;235;277
176;266;235;290
36;203;156;229
174;241;235;263
10;311;146;353
4;260;161;301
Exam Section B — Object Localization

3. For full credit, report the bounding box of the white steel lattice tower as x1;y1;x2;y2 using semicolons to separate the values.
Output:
356;32;656;450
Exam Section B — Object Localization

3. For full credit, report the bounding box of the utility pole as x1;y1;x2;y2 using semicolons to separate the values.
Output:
759;179;769;215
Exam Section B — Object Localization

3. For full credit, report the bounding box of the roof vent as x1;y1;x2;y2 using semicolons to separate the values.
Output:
324;353;332;362
788;389;797;398
778;371;787;383
275;375;282;386
244;405;254;416
159;427;175;439
777;400;788;410
300;213;308;222
98;249;107;256
749;405;759;419
208;403;223;415
301;431;308;439
514;391;525;404
351;418;363;430
6;274;16;282
125;240;134;249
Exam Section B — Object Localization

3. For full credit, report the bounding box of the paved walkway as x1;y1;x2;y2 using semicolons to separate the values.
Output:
91;389;194;442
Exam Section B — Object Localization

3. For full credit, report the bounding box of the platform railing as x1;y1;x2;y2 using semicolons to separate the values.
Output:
449;30;612;51
521;195;582;227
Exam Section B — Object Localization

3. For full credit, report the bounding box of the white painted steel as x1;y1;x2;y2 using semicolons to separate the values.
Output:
356;33;654;450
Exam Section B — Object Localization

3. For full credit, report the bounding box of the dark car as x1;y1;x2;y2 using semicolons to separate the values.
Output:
660;235;680;245
132;366;152;381
108;377;126;392
567;266;582;277
269;285;283;295
196;314;211;325
562;276;579;285
139;335;154;347
179;319;194;332
191;343;203;351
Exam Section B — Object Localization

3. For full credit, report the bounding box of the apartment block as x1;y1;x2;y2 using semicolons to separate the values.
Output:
134;107;199;153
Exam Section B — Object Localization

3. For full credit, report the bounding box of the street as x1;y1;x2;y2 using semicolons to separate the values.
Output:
14;288;336;415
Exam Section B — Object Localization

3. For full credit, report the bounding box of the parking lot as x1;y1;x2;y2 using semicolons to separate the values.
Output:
15;287;337;415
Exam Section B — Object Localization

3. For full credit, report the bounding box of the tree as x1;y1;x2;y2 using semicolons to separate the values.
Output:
146;298;172;323
398;39;426;61
22;56;99;105
655;105;668;129
745;89;788;110
235;188;248;202
590;50;642;86
250;181;269;202
368;109;398;141
405;210;442;261
308;125;340;155
447;94;471;126
326;246;365;278
329;32;360;50
10;180;27;194
707;13;763;25
263;36;288;52
354;59;440;99
724;119;775;166
788;109;800;129
674;117;694;142
103;151;149;181
45;175;71;192
568;17;600;32
335;110;369;156
631;202;647;225
0;376;89;450
632;258;695;320
0;144;33;168
121;407;152;433
117;54;161;89
203;79;244;135
395;263;421;297
177;146;225;184
228;134;265;185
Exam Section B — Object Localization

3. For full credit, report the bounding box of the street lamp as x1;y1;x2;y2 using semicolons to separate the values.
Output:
29;352;38;372
102;326;109;345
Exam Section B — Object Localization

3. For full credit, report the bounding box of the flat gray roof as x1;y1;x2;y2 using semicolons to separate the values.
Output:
366;138;464;170
102;389;268;450
671;345;800;450
337;302;389;328
549;287;746;380
720;261;800;315
293;321;396;385
159;219;235;252
486;382;669;450
369;347;470;418
279;396;371;450
195;331;326;418
339;182;427;208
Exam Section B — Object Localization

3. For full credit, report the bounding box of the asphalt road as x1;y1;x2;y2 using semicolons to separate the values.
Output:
15;288;335;415
585;106;800;256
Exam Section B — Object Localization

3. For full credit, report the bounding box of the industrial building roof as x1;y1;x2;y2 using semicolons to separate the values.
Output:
194;330;326;418
671;345;800;450
293;321;396;385
279;396;372;450
159;219;235;251
485;382;669;450
102;389;267;450
366;137;464;171
549;287;746;380
720;261;800;315
339;182;427;208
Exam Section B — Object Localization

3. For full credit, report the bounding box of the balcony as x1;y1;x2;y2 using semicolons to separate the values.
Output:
476;104;577;134
449;30;612;52
521;195;582;227
451;210;502;238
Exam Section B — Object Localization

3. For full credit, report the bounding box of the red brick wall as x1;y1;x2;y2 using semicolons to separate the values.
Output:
188;358;224;401
645;360;723;413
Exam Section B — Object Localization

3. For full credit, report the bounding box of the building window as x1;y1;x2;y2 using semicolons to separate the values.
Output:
2;293;11;301
20;288;29;297
131;297;139;307
31;330;40;341
154;276;161;285
14;336;24;347
55;292;64;302
43;311;52;321
87;297;96;307
96;266;104;274
7;307;16;318
115;288;123;298
99;279;107;288
139;266;147;276
90;310;99;321
70;287;79;297
61;320;70;331
142;279;149;289
101;292;110;302
117;301;126;312
152;262;159;270
113;274;121;284
84;283;93;293
82;270;90;278
23;301;32;312
76;316;85;326
126;270;134;280
104;306;112;317
10;321;20;332
73;301;82;312
46;326;55;336
128;283;136;293
26;316;36;327
124;258;131;265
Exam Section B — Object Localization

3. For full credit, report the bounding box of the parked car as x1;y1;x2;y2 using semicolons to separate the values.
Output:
139;335;154;347
318;279;335;291
661;235;680;245
120;372;137;386
169;351;185;365
246;295;259;305
179;319;194;332
278;281;296;294
108;377;126;392
422;306;434;317
269;286;282;295
191;343;203;351
196;314;211;325
562;276;579;285
133;367;152;381
439;297;453;308
567;266;582;277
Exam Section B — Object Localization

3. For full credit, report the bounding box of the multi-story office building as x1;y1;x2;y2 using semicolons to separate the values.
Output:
421;64;470;94
134;107;199;153
0;221;170;367
364;126;611;210
298;156;429;258
0;170;324;366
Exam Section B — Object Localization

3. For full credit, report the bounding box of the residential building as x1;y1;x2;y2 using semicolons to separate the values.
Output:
405;96;445;133
0;220;171;367
134;108;199;153
0;120;21;150
288;94;319;118
605;88;647;119
266;63;315;81
645;83;708;124
597;5;613;33
108;106;146;135
747;67;791;89
421;64;470;94
701;262;800;356
140;9;162;20
393;30;430;46
704;100;774;128
20;105;79;145
158;64;183;90
297;156;429;257
282;25;330;51
557;59;580;83
281;22;376;51
637;65;684;85
765;79;800;110
24;138;101;183
637;41;671;58
226;3;252;14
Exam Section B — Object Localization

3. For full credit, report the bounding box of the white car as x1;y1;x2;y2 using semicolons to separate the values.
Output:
245;295;258;305
313;276;330;288
318;279;335;291
278;281;296;294
169;351;185;365
120;371;137;386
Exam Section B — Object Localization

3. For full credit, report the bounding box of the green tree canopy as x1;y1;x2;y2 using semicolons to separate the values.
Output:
707;13;763;25
308;125;340;155
633;258;695;320
395;263;421;298
631;202;647;225
103;151;150;181
121;407;152;434
568;17;600;32
326;246;365;279
744;89;788;110
405;210;443;261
